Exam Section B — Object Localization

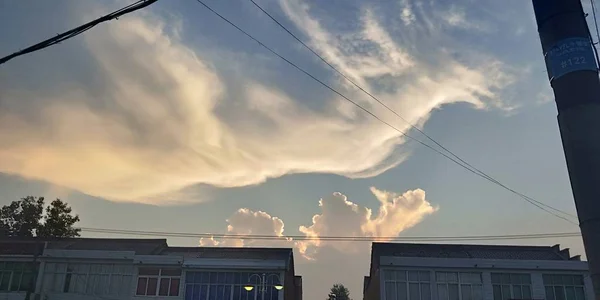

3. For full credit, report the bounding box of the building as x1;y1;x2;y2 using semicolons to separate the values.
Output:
0;237;302;300
363;242;591;300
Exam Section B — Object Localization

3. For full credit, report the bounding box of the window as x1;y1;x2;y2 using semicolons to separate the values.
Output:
491;273;532;300
543;274;586;300
0;261;38;292
136;267;181;296
382;270;431;300
42;263;133;297
436;272;483;300
185;271;282;300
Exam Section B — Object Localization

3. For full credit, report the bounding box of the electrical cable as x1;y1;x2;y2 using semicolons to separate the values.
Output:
0;0;578;226
79;227;582;242
590;0;600;45
581;0;600;69
193;0;578;225
246;0;578;221
581;0;600;73
0;0;159;65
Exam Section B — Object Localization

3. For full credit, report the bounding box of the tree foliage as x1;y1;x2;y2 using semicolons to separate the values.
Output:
328;283;351;300
0;196;80;238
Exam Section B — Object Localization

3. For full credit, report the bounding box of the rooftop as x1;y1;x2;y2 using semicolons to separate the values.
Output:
0;237;168;255
163;246;292;261
0;237;293;262
371;242;580;263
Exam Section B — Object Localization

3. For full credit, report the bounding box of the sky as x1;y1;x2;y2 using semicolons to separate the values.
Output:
0;0;591;299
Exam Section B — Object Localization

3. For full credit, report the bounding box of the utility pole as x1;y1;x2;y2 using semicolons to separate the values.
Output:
532;0;600;299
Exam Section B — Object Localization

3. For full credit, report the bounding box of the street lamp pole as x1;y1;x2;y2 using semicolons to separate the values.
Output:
244;273;284;300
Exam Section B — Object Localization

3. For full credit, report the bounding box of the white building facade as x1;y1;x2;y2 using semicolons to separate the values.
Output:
363;243;591;300
0;238;302;300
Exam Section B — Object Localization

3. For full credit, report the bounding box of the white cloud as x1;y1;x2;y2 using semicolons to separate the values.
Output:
196;185;435;299
443;8;470;28
398;0;416;26
401;7;416;26
199;208;290;248
278;0;515;112
296;187;437;258
438;6;490;32
201;187;437;260
362;10;415;74
536;90;554;105
0;13;407;202
1;1;517;202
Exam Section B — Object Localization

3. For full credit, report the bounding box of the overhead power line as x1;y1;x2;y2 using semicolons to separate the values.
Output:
0;0;577;226
590;0;600;45
80;227;581;242
0;0;159;65
193;0;577;225
246;0;578;223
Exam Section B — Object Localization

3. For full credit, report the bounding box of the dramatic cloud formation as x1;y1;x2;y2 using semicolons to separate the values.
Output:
200;187;437;260
0;0;524;202
200;208;289;247
296;187;437;258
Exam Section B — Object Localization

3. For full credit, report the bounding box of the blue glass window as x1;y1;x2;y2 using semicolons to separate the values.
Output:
184;271;282;300
208;285;218;300
186;285;193;298
226;273;235;284
233;284;242;300
224;285;232;299
201;272;210;284
200;285;209;299
192;284;200;299
186;272;195;283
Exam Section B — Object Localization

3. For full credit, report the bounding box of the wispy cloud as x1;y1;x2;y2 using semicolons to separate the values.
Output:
439;6;490;32
399;0;416;26
278;0;516;116
1;1;522;202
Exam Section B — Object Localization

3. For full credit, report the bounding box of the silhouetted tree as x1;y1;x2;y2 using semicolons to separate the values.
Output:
0;196;80;238
328;284;351;300
38;199;81;238
0;196;44;237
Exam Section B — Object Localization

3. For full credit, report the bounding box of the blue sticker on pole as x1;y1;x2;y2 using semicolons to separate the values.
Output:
546;37;597;81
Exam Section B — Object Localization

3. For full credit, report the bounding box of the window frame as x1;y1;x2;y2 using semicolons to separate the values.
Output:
136;267;182;297
382;269;432;300
41;262;133;297
184;270;283;300
543;274;586;300
491;273;533;300
435;271;483;300
0;261;38;292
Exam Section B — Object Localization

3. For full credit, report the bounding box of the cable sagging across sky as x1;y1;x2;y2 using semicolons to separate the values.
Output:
590;0;600;45
193;0;578;226
0;0;159;65
80;227;581;242
246;0;578;222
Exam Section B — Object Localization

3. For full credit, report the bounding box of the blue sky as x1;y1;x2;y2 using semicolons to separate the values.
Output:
0;0;589;298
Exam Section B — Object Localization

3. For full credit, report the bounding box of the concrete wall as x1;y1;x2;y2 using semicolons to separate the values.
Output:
372;256;592;300
44;293;130;300
3;250;295;300
0;292;26;300
364;271;381;300
376;266;592;300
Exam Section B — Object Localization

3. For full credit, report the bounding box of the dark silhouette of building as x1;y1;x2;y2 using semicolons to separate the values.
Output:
364;242;589;300
0;237;302;300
